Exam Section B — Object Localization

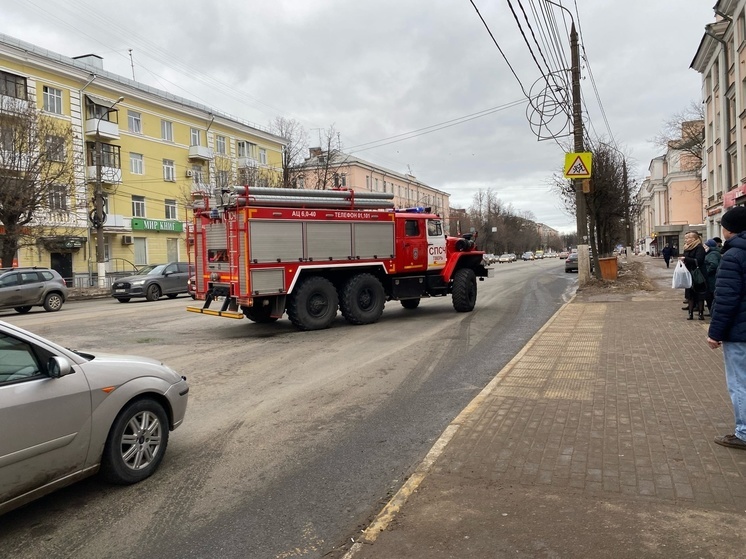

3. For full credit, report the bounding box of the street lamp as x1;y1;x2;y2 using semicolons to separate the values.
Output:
94;96;124;288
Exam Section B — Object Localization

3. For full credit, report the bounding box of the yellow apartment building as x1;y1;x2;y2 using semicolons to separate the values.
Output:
0;33;286;286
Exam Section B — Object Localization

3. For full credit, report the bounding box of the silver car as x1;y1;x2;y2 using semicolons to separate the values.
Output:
0;320;189;515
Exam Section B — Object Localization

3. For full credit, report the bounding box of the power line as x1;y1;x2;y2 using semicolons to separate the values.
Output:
346;99;527;152
467;0;531;99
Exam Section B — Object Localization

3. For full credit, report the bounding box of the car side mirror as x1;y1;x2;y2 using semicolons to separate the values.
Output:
48;356;73;378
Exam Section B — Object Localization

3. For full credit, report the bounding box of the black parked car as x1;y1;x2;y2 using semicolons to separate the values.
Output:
112;262;194;302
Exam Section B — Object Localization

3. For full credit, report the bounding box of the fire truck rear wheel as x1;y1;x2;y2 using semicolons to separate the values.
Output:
400;298;420;310
340;273;385;325
243;304;279;323
287;276;339;330
452;268;477;312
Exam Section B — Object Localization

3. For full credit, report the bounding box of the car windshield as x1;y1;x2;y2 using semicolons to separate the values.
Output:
134;265;167;276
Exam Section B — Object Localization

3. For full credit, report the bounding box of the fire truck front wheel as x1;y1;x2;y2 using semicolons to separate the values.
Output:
340;273;385;325
452;268;477;312
287;276;339;331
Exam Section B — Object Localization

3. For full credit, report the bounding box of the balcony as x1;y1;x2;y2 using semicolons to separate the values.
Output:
86;165;122;185
84;118;120;140
188;145;214;161
1;94;30;112
237;156;260;168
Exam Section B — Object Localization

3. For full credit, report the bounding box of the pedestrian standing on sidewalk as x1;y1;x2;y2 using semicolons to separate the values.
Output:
707;206;746;449
662;244;672;268
704;239;722;315
680;231;706;320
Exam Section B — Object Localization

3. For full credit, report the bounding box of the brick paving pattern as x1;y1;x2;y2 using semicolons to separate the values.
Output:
352;258;746;559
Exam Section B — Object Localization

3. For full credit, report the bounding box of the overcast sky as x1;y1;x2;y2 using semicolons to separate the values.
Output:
3;0;715;232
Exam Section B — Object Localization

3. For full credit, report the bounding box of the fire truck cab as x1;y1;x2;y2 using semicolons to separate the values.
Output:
187;187;491;331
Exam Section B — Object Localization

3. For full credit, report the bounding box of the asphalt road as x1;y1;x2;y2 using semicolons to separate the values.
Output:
0;258;575;559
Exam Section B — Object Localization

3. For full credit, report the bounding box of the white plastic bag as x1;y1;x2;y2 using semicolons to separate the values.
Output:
672;260;692;289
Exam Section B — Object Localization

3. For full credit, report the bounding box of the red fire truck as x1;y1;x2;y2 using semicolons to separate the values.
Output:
186;186;492;330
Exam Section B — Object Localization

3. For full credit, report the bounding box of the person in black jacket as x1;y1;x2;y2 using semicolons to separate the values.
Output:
707;206;746;449
679;231;707;320
704;239;722;315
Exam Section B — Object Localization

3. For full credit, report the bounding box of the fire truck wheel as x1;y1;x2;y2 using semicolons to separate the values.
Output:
400;298;420;310
145;284;162;301
340;273;385;325
452;268;477;312
243;304;279;323
287;276;339;330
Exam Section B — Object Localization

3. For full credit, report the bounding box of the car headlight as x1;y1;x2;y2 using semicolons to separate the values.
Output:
131;279;146;286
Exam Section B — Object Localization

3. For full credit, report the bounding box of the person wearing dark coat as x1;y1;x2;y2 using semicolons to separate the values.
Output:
661;244;672;268
679;231;707;320
707;206;746;449
704;239;722;315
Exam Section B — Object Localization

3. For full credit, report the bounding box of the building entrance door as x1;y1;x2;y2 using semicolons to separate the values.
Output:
50;252;73;286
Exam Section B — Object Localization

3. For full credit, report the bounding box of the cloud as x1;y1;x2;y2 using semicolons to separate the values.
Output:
1;0;714;233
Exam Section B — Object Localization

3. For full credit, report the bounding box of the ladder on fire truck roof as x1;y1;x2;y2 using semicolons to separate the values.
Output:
222;186;395;210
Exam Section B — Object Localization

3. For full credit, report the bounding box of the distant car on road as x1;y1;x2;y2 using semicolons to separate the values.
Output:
565;253;594;273
522;252;534;261
498;253;512;263
112;262;194;302
0;320;189;515
559;251;569;259
0;267;67;314
565;252;579;272
508;253;517;262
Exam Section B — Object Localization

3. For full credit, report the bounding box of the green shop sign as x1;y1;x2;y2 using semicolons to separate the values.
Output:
131;218;184;233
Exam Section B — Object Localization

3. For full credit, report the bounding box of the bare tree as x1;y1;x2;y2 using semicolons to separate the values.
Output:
0;97;80;267
652;101;704;173
300;125;351;190
269;116;308;188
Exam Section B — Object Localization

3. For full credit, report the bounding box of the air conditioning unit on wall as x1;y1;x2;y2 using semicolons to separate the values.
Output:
186;170;194;177
121;235;134;245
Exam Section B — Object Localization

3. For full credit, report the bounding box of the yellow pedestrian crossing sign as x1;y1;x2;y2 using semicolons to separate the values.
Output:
564;152;593;178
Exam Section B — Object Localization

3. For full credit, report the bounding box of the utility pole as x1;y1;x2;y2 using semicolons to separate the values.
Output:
94;96;124;288
570;22;591;283
623;158;632;258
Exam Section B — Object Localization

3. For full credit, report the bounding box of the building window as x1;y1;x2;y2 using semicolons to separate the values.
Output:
130;153;144;175
237;141;257;159
49;185;67;211
43;86;62;114
190;127;201;146
259;148;267;165
216;170;229;189
161;119;174;142
45;135;65;162
165;199;177;220
216;135;226;155
191;164;205;184
0;127;13;151
163;159;175;181
0;70;27;100
366;176;370;190
132;195;146;217
86;142;121;169
128;111;142;134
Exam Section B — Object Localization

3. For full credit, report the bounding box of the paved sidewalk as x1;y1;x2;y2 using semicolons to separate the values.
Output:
347;256;746;558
